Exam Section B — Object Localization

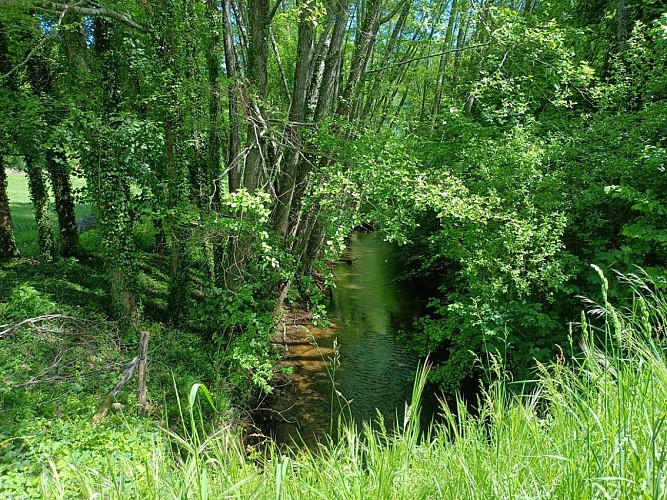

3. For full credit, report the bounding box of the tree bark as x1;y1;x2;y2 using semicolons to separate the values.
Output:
336;0;384;120
244;0;271;191
0;157;19;261
207;0;222;204
361;0;411;120
616;0;631;51
432;0;459;117
92;17;139;327
273;0;316;238
314;0;351;121
25;156;56;261
46;147;79;257
165;118;190;319
0;26;19;262
222;0;242;194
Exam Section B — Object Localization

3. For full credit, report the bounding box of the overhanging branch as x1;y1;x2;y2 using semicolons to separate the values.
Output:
0;0;148;33
364;42;494;75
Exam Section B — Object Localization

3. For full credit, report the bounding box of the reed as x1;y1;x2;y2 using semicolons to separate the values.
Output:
40;270;667;499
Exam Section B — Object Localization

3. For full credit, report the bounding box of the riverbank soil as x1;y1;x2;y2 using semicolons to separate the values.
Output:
266;306;340;448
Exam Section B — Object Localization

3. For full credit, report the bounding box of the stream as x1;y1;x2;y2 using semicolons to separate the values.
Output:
267;231;434;447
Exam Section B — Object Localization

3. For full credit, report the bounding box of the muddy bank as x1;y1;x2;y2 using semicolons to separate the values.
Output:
265;306;339;447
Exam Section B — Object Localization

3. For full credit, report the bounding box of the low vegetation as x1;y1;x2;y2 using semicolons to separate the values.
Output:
3;270;665;498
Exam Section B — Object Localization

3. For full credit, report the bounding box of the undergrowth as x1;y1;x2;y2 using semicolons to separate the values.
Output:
3;268;662;499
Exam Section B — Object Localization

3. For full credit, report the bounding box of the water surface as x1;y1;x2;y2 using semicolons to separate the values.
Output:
269;232;424;447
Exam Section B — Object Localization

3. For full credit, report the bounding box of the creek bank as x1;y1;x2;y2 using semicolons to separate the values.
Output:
264;304;339;447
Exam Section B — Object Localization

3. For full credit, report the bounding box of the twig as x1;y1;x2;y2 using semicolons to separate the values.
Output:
364;42;494;75
253;404;300;425
0;314;76;339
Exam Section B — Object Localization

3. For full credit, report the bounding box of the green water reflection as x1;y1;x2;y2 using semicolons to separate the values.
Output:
269;231;425;447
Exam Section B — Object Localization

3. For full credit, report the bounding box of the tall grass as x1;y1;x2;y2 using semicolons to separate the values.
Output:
38;269;667;499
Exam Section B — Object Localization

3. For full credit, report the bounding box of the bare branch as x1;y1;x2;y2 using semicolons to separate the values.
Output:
364;42;494;75
269;0;284;21
0;1;148;33
269;28;292;101
379;0;408;26
0;314;76;339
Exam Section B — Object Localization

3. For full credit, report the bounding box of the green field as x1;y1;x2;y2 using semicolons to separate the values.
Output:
6;173;91;257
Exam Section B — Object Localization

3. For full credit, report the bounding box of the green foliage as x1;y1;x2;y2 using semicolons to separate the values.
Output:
2;2;667;494
594;19;667;110
1;284;57;321
373;15;667;388
0;417;158;499
366;124;583;390
19;277;667;498
185;189;285;395
471;8;597;123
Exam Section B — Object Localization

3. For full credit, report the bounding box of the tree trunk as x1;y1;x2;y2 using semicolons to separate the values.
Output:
336;0;384;120
616;0;630;51
25;156;56;261
206;0;223;205
154;214;167;254
92;17;139;327
273;0;316;238
432;0;459;117
222;0;242;194
453;11;470;88
314;0;351;120
244;0;271;191
361;0;411;120
307;15;334;114
46;147;79;257
0;157;19;261
0;28;17;262
165;118;190;319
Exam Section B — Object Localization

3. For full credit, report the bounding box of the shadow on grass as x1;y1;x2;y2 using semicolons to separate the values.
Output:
0;255;109;318
9;202;93;257
0;249;175;322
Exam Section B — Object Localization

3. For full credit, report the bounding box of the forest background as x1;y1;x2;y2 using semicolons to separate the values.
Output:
0;0;666;496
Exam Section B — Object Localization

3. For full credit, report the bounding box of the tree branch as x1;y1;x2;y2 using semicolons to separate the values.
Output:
379;0;408;26
269;0;284;21
364;42;494;75
0;9;66;82
0;314;76;339
0;1;148;33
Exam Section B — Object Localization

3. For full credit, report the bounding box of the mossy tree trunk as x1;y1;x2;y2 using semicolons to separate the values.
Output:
91;17;140;328
0;157;19;262
45;147;79;257
24;156;56;261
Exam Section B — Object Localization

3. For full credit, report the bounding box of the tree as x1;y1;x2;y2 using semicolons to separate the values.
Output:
0;157;19;262
0;20;19;261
